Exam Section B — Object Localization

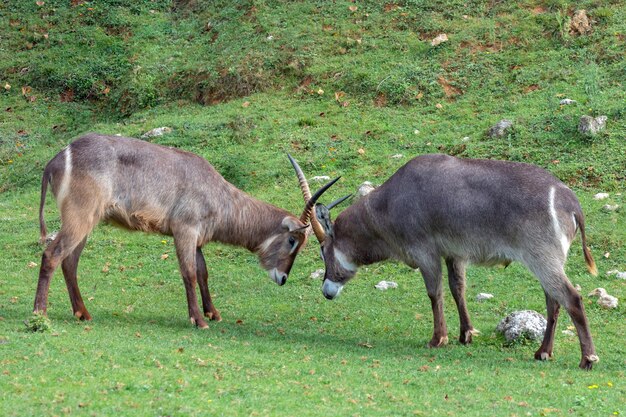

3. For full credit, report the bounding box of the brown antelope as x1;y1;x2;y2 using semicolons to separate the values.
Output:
35;133;336;328
291;153;599;370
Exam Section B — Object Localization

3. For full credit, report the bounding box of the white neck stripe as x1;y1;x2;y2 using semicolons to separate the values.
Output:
334;247;356;272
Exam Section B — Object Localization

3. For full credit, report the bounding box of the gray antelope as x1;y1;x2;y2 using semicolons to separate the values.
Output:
35;133;335;328
290;153;599;369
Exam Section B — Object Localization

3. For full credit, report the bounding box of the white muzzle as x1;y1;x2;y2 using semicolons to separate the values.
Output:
322;279;343;300
269;268;288;286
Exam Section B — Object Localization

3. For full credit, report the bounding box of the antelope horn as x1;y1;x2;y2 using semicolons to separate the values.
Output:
327;194;352;210
288;154;337;242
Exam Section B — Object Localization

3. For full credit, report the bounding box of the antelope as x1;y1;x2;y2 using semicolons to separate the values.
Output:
290;153;600;370
34;133;335;328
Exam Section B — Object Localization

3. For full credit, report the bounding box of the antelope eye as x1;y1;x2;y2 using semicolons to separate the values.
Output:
288;236;296;246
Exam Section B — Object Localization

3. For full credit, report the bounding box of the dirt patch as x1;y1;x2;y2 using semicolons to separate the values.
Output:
458;40;500;54
437;76;462;98
374;92;387;107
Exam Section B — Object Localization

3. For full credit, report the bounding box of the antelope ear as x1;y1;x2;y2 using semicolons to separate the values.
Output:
281;216;307;233
315;204;334;238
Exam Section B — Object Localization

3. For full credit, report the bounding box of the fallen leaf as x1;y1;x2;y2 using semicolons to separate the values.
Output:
28;261;37;268
357;148;365;155
435;103;443;109
242;101;250;107
161;253;169;260
349;5;357;12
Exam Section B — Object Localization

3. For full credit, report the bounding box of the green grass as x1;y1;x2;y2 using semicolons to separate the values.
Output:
1;1;625;416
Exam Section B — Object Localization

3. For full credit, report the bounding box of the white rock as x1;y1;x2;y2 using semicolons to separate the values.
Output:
488;119;513;138
588;288;618;309
603;204;619;212
496;310;546;342
574;284;582;292
561;329;575;336
578;115;607;136
431;33;448;46
311;175;331;182
141;127;172;138
607;270;626;280
594;193;609;200
354;181;375;202
559;99;577;105
391;154;404;159
375;280;398;290
310;269;324;279
476;293;494;301
461;136;471;142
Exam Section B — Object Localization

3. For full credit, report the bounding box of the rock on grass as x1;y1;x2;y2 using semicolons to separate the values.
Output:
496;310;546;342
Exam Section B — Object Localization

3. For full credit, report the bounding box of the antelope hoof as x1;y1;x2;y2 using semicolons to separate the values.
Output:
205;310;222;322
74;310;92;321
427;336;449;348
460;328;479;345
580;354;599;370
534;350;552;361
190;317;209;329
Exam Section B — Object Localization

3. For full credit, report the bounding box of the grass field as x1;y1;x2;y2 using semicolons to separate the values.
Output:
1;1;625;416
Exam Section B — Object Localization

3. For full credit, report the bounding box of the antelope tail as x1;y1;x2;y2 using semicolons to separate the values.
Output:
574;211;597;276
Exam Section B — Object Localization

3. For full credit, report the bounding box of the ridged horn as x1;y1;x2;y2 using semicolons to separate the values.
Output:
288;154;337;243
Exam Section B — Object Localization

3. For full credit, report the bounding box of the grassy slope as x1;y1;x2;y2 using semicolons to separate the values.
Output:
1;1;625;416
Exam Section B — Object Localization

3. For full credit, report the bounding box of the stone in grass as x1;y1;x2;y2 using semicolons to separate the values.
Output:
603;204;619;212
310;269;324;279
488;119;513;138
374;280;398;290
607;270;626;280
496;310;546;342
588;288;618;309
431;33;448;46
141;126;173;139
476;292;494;301
354;181;376;203
578;116;607;136
559;98;577;105
594;192;609;200
24;313;53;333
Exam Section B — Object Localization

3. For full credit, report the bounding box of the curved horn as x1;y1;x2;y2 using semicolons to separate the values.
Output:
302;176;341;221
327;194;352;210
288;154;334;242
